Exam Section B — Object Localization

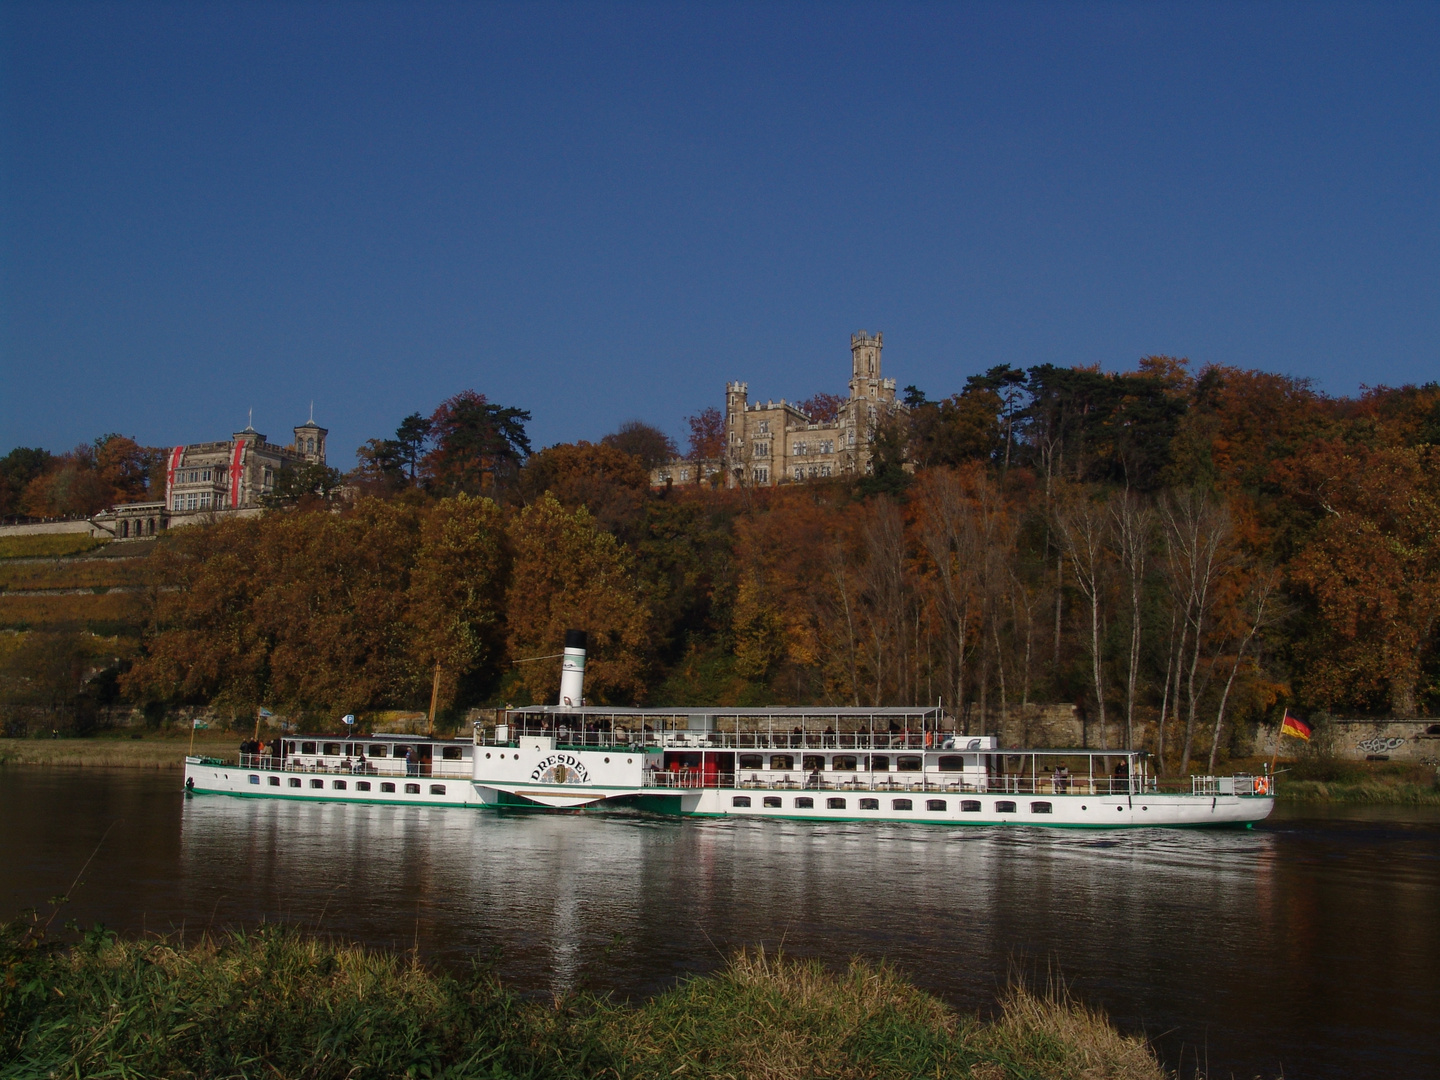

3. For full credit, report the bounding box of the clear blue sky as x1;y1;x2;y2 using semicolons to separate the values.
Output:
2;2;1436;464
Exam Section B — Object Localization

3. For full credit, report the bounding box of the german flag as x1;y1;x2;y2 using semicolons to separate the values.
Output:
1280;711;1312;742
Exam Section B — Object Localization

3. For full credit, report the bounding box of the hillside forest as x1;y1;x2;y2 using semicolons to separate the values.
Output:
3;363;1439;773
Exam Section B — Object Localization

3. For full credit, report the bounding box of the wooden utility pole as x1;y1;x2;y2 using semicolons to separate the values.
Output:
427;661;442;736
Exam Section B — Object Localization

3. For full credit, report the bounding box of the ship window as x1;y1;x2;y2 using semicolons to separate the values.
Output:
995;800;1017;813
380;782;396;793
442;747;462;760
1031;802;1053;814
961;800;981;812
248;775;260;785
268;776;280;786
738;754;763;769
869;756;889;771
827;797;846;809
732;796;752;807
831;755;857;771
763;796;782;808
310;779;323;789
356;781;371;791
368;745;388;757
770;755;794;771
333;780;346;790
393;746;412;759
892;798;913;811
430;784;446;795
927;799;946;811
937;756;965;771
301;742;316;754
794;797;814;809
405;783;420;794
859;798;879;810
323;743;341;756
802;755;825;771
897;756;923;772
288;778;301;788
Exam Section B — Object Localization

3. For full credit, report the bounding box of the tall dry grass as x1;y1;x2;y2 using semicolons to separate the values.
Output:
1;924;1171;1080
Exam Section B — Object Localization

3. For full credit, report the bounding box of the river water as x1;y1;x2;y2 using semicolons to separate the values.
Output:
2;767;1435;1079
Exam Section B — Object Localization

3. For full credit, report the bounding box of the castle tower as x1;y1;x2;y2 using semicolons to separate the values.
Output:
849;331;883;400
293;419;328;464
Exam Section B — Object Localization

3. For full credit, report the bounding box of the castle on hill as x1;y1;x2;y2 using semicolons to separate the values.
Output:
652;331;906;488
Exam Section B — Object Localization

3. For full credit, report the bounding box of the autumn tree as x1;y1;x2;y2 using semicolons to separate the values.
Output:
685;406;725;461
601;420;678;470
796;392;846;425
505;493;650;704
1290;441;1440;714
408;495;509;711
423;391;532;496
520;442;651;540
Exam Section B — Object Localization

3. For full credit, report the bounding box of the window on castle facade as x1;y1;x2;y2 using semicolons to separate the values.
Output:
753;467;768;484
794;441;807;456
794;467;803;481
200;492;211;508
753;442;769;458
758;420;769;434
820;464;832;477
821;440;834;453
202;468;211;482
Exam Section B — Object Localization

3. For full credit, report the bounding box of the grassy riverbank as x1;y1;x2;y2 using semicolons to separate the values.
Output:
0;921;1163;1080
1272;760;1440;805
0;731;237;769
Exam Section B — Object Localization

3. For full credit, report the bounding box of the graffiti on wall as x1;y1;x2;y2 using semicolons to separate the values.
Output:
1356;736;1406;754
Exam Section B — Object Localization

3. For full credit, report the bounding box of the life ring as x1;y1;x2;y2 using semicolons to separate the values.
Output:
1252;776;1270;795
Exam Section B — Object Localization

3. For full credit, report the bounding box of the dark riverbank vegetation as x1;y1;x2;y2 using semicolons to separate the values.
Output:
3;364;1439;779
0;916;1166;1080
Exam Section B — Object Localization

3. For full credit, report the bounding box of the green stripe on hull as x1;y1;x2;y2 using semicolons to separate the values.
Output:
186;788;469;809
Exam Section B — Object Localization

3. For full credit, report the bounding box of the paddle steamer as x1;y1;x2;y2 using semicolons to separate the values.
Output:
184;632;1274;828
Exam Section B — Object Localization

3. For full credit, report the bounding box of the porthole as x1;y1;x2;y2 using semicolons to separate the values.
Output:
859;798;879;810
1030;801;1052;814
892;798;913;811
1142;806;1148;811
380;782;396;793
732;796;752;807
357;781;371;791
268;776;280;787
485;752;491;758
763;796;781;808
627;758;633;764
288;778;301;788
430;784;446;795
995;800;1016;813
310;779;323;789
961;800;981;812
1082;805;1088;810
333;780;347;790
1117;806;1124;812
604;757;610;763
827;797;846;809
795;797;814;809
405;783;420;794
926;799;946;811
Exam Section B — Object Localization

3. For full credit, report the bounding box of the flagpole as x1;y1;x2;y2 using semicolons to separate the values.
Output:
1269;709;1288;777
188;715;196;757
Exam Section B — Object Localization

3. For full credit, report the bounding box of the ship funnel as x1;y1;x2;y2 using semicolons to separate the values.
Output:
559;629;587;707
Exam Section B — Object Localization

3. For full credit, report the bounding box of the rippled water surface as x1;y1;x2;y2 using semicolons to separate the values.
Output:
3;767;1437;1079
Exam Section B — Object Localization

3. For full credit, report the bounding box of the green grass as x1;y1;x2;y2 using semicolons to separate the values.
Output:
0;534;107;560
0;921;1166;1080
1274;759;1440;804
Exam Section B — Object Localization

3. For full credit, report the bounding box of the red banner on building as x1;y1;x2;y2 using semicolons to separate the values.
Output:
165;446;185;507
229;441;247;509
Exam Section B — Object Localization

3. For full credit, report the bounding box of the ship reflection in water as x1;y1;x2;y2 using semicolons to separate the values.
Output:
1;768;1434;1080
171;793;1440;1080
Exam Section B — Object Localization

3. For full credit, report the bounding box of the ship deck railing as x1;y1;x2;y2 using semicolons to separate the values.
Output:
640;771;1267;796
231;754;471;778
492;729;967;751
